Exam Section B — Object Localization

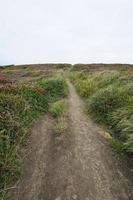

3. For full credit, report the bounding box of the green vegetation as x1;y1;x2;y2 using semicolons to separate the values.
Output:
49;99;68;135
49;100;67;118
0;76;68;199
53;117;68;135
70;70;133;154
38;78;68;100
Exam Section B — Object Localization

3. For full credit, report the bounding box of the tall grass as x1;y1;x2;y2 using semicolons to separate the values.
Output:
0;76;68;198
70;70;133;153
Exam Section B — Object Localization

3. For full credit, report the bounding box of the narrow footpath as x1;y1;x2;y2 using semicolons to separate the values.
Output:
12;80;133;200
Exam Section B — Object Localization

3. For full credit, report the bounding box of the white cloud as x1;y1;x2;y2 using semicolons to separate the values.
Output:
0;0;133;65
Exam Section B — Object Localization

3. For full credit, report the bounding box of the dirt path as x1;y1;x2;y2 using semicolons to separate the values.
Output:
12;80;133;200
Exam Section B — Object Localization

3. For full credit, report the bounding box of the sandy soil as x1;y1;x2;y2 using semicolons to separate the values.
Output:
12;79;133;200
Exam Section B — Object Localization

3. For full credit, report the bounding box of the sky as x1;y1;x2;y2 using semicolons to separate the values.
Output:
0;0;133;65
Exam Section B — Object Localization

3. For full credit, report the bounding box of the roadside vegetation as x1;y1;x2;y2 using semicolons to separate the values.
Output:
70;69;133;154
49;100;67;118
0;70;68;199
49;99;68;135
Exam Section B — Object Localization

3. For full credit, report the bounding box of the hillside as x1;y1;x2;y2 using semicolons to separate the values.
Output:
0;64;133;200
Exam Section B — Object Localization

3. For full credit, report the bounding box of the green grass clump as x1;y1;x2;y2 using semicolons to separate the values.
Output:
49;100;67;118
88;83;133;121
75;79;96;98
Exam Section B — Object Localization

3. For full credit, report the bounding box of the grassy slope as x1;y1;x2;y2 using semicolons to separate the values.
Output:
0;66;68;199
70;67;133;154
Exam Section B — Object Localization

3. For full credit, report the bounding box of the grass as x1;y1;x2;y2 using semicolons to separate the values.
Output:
70;70;133;154
0;76;68;199
110;139;127;154
38;77;68;101
19;85;49;112
88;83;133;120
49;100;67;118
0;94;31;199
49;99;68;135
53;117;68;135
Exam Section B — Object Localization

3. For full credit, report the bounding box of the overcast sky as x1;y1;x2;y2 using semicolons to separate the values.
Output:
0;0;133;65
